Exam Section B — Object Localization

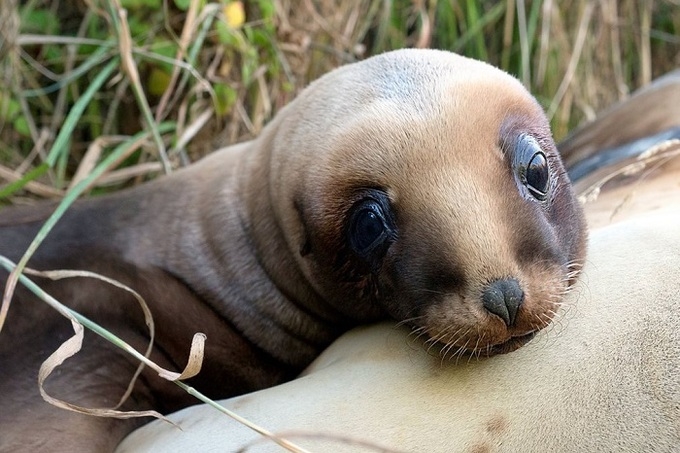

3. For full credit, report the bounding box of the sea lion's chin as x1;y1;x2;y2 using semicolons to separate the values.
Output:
412;283;567;359
483;330;538;356
422;325;541;359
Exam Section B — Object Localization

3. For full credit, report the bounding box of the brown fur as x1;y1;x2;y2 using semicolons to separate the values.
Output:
558;69;680;169
557;70;680;229
0;49;585;451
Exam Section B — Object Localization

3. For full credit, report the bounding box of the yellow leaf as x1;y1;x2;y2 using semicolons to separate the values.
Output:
223;1;245;28
148;67;171;97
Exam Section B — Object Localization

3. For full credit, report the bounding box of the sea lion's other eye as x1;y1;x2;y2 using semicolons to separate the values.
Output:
526;152;549;198
352;208;385;252
514;134;550;201
347;195;395;262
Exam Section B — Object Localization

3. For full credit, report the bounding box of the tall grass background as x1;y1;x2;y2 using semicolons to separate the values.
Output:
1;0;679;202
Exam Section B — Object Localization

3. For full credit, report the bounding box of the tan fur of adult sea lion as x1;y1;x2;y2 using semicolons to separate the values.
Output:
117;71;680;453
0;49;585;452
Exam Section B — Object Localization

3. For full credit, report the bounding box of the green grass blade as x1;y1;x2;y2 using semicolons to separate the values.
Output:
454;2;506;55
44;58;118;168
21;45;113;98
0;163;49;199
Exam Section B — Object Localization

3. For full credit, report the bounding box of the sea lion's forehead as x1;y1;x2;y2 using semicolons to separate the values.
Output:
334;60;543;150
295;49;531;126
316;78;546;188
285;50;555;224
356;48;521;98
365;56;529;117
278;50;546;173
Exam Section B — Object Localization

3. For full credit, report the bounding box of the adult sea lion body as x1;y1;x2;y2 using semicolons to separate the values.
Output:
0;49;585;451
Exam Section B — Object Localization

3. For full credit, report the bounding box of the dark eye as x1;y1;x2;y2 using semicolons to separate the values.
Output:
514;134;551;201
526;152;549;198
347;195;395;262
351;208;385;252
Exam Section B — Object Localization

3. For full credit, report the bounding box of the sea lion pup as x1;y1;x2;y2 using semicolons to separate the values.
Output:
0;49;585;451
117;69;680;453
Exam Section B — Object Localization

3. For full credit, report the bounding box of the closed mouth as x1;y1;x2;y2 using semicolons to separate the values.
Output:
484;330;537;356
455;331;538;357
421;328;538;359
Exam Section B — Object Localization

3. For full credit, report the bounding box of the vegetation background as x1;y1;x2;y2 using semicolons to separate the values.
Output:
0;0;679;203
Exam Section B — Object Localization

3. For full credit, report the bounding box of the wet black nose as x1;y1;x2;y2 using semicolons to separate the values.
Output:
481;278;524;326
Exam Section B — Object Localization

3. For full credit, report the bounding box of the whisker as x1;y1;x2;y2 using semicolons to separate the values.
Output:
406;325;428;343
439;327;466;358
395;315;426;328
441;328;470;363
452;338;472;365
467;333;484;364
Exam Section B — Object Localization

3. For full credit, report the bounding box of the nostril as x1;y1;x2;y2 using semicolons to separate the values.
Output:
481;278;524;326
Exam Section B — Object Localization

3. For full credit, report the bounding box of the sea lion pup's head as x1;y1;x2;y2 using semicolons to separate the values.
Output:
268;49;586;357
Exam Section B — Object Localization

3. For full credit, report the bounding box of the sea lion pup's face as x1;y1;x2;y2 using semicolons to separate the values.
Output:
269;49;586;357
